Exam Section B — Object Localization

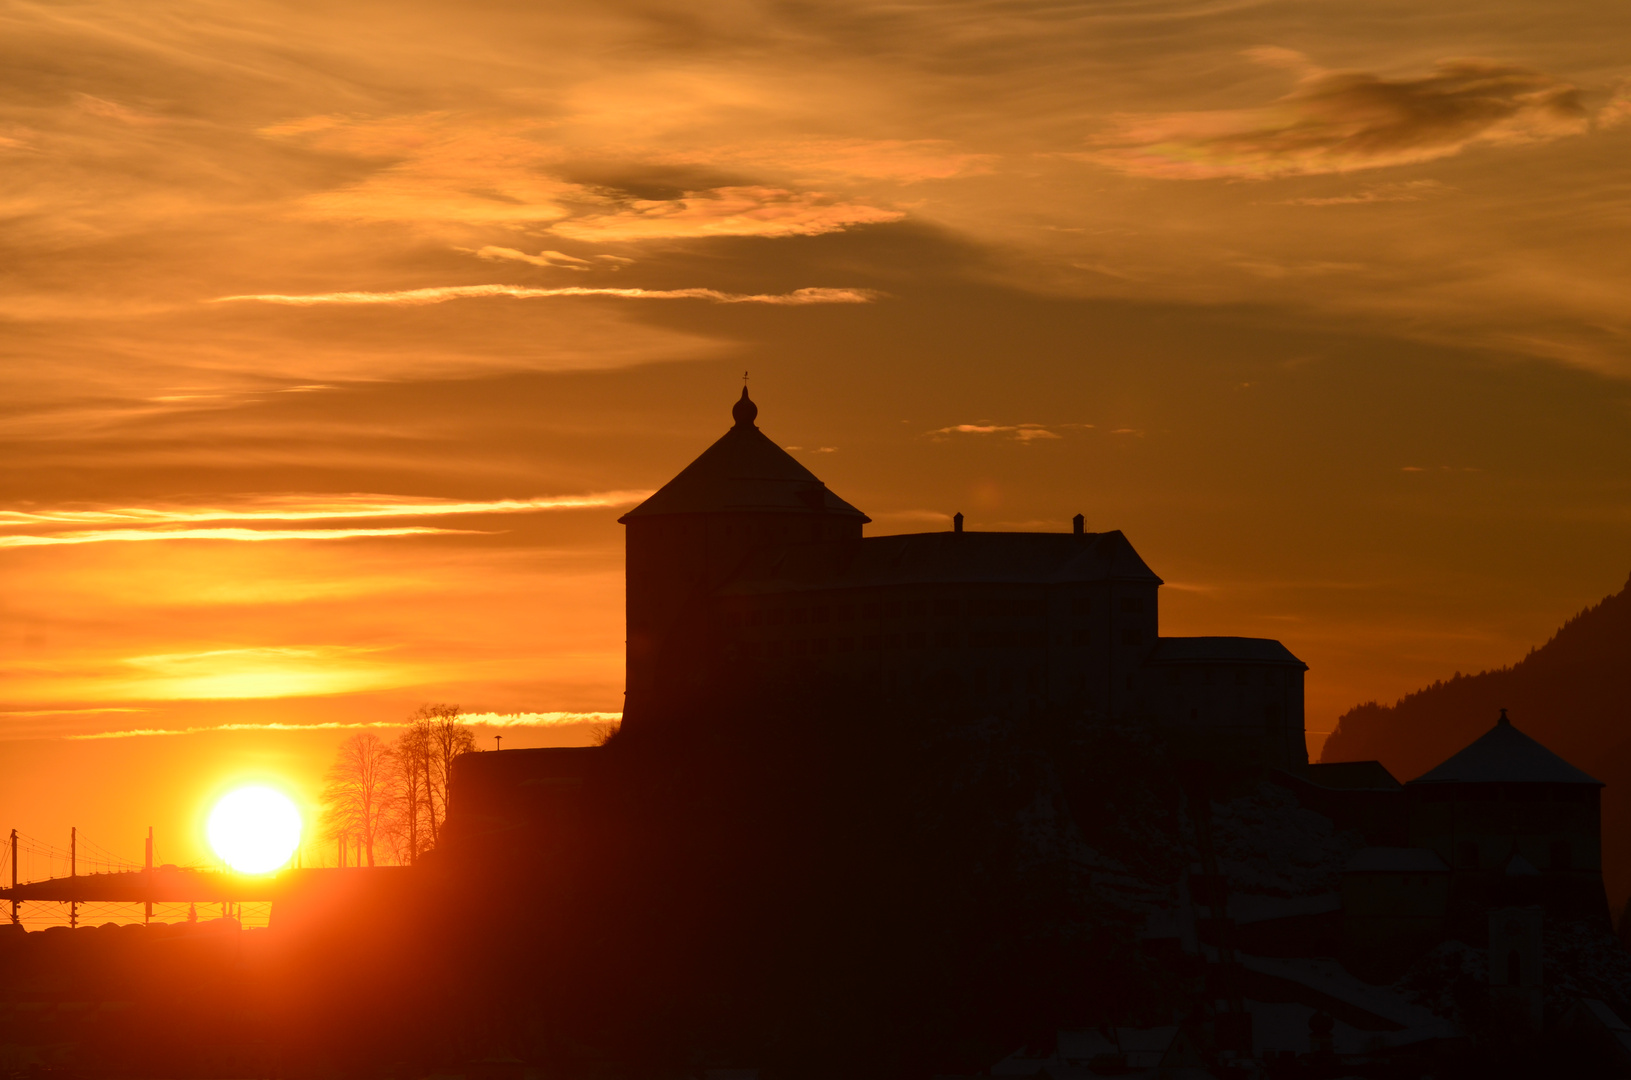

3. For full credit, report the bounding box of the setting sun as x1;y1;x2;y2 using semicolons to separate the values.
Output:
207;786;303;874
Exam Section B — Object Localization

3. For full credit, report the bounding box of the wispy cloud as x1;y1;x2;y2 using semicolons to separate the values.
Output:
928;423;1080;442
212;284;878;306
461;711;622;727
0;491;650;528
262;118;910;240
64;711;622;739
107;645;405;701
1599;81;1631;129
465;246;633;270
1277;180;1453;206
871;510;956;524
656;139;993;183
0;527;478;548
0;708;150;718
1086;54;1587;179
550;185;903;241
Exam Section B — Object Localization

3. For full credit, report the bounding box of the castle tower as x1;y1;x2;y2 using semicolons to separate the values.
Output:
618;388;869;727
1406;708;1607;927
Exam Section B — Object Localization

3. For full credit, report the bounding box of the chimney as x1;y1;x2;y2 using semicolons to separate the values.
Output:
1072;513;1084;536
953;512;964;534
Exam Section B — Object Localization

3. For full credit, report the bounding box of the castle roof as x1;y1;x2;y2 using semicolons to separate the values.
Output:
1300;760;1401;791
1408;710;1602;786
619;388;869;523
718;528;1162;594
1145;636;1307;668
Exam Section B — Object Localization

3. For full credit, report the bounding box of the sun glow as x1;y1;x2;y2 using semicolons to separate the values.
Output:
207;787;303;873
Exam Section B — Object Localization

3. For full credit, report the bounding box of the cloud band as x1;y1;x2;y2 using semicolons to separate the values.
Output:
64;712;623;740
212;285;879;307
0;527;480;548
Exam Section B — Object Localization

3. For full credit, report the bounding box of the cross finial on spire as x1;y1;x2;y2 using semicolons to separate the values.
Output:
1499;707;1510;726
743;370;749;386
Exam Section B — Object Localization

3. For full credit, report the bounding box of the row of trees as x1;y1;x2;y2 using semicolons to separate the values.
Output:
320;704;477;866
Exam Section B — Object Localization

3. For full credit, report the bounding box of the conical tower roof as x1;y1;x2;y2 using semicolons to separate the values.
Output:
1408;709;1601;786
619;388;869;522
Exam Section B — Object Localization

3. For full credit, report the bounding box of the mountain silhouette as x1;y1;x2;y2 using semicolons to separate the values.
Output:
1323;572;1631;904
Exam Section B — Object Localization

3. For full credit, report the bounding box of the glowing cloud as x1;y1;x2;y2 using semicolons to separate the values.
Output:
657;139;993;183
66;712;623;739
115;646;404;701
0;491;651;528
467;247;633;270
461;712;623;727
1599;82;1631;130
1276;180;1452;206
212;285;878;306
928;423;1074;441
1087;56;1588;179
551;185;903;241
0;527;478;548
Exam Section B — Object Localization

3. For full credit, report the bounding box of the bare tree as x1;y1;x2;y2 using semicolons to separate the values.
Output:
395;704;475;854
392;720;431;863
321;732;396;867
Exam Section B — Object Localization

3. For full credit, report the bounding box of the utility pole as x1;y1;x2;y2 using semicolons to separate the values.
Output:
9;829;17;926
144;826;153;925
69;826;76;929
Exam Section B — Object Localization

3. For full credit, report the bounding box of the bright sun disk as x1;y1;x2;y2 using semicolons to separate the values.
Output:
207;786;302;873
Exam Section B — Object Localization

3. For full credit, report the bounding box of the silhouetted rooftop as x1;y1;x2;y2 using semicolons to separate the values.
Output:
1145;636;1307;668
619;389;869;522
1300;761;1401;791
718;528;1162;594
1408;710;1601;786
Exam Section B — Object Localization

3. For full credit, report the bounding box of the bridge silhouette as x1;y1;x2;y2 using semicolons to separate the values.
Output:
3;827;400;928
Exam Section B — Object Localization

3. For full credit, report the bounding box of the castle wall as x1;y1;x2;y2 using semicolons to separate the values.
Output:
1143;662;1307;769
625;512;863;721
1407;782;1607;921
713;577;1160;719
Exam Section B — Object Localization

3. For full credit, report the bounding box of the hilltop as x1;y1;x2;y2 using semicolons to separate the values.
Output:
1322;572;1631;903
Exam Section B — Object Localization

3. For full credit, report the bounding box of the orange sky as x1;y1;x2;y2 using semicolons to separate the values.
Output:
4;0;1631;880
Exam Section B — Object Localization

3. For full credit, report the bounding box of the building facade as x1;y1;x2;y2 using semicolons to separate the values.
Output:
1406;708;1606;922
619;389;1308;766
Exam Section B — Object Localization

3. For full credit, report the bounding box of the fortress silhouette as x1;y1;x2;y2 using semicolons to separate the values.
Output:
6;390;1629;1077
434;390;1621;1072
617;388;1308;768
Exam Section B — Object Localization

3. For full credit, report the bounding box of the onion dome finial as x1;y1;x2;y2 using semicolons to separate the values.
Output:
732;386;758;428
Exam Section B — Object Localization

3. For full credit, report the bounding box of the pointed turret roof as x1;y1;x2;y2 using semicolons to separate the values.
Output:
619;388;869;522
1408;709;1602;786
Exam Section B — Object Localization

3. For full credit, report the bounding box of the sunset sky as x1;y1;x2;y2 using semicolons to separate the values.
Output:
4;0;1631;875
